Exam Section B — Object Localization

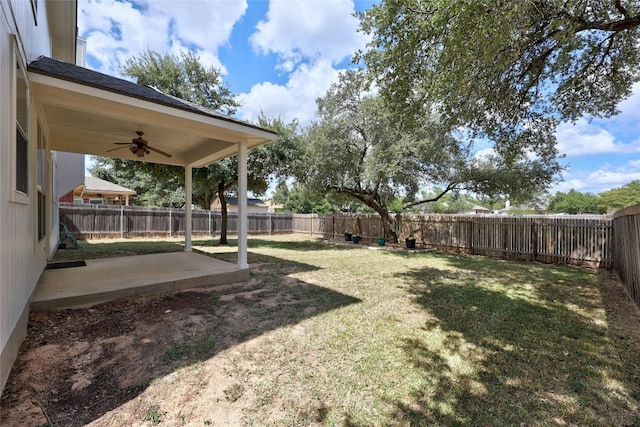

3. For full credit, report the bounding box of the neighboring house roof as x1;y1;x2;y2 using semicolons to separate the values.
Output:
80;176;136;196
224;198;268;207
28;56;267;133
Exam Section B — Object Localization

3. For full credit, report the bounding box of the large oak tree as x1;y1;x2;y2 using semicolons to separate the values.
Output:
301;70;561;242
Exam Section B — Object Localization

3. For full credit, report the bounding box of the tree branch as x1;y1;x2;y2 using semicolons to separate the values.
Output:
577;15;640;32
614;0;629;18
403;182;459;210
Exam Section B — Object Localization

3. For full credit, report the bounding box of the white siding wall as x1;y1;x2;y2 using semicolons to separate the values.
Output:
1;0;57;389
54;151;84;198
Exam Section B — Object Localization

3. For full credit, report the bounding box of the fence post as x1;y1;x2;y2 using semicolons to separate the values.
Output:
502;221;509;258
169;209;172;238
332;215;335;239
546;218;552;263
120;205;124;238
208;210;212;237
269;214;272;235
532;222;538;261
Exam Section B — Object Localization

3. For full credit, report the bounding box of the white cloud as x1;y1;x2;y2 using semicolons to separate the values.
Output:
239;60;341;126
154;1;247;50
550;159;640;194
78;0;244;77
250;0;369;67
614;82;640;122
555;117;640;157
586;168;640;189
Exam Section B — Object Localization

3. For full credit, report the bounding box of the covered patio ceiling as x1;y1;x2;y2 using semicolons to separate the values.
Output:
28;56;276;168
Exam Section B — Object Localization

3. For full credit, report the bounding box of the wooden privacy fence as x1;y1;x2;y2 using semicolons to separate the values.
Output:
612;204;640;308
60;204;613;268
59;203;288;239
293;213;613;268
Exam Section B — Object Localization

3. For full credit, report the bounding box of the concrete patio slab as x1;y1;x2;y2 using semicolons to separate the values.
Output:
32;252;248;311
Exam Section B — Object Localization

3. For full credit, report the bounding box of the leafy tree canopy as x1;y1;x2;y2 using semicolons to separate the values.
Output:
357;0;640;156
548;189;601;214
597;180;640;212
270;182;338;214
123;49;240;114
547;181;640;214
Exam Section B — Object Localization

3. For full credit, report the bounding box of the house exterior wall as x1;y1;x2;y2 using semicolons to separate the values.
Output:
1;0;74;391
215;205;269;214
59;190;74;203
211;198;269;214
54;151;84;199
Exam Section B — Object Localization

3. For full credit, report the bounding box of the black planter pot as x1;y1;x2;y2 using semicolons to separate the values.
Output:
405;238;416;249
344;232;352;241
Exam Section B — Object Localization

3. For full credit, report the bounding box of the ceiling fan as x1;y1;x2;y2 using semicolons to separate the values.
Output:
106;131;172;158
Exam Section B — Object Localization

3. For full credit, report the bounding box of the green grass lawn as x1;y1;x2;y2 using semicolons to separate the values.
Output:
53;235;640;425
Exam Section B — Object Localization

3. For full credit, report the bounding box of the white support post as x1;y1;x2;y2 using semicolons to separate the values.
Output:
237;142;248;269
185;164;192;252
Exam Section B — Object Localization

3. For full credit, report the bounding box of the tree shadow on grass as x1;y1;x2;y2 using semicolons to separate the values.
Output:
391;258;640;426
1;252;361;426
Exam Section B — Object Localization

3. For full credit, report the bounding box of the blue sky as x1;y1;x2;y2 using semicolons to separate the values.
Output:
78;0;640;196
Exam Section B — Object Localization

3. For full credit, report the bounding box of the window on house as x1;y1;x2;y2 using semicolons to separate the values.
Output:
37;191;46;240
37;122;47;241
15;54;29;201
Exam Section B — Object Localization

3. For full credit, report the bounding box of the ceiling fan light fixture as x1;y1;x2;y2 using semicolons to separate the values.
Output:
107;131;172;158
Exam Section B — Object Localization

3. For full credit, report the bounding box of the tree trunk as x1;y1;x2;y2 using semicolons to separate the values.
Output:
362;198;399;243
379;211;398;243
218;181;228;245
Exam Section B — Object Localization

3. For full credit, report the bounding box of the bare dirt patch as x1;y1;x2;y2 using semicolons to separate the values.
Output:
1;291;226;426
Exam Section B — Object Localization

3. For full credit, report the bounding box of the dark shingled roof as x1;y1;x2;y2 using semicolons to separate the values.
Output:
27;56;273;134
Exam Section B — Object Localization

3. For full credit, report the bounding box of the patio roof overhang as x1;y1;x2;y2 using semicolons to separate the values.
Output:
28;57;276;168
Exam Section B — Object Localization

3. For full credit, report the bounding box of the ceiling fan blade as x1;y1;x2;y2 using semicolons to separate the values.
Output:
147;145;173;158
106;145;133;153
